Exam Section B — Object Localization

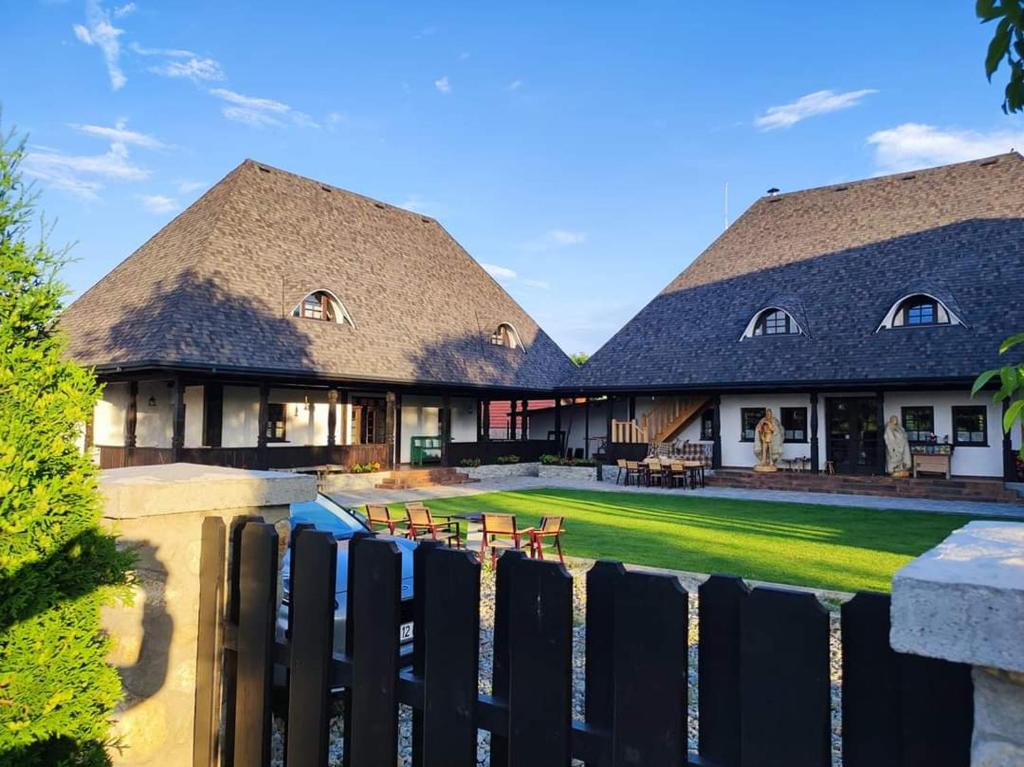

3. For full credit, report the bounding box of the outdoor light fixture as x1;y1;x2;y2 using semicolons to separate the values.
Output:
148;396;157;408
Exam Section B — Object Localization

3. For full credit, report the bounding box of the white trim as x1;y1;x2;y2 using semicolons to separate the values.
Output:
292;289;356;328
739;306;803;340
875;292;962;332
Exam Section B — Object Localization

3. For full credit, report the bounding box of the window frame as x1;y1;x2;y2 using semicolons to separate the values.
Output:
900;406;935;444
900;296;939;326
780;407;808;443
753;309;796;337
700;408;715;441
740;407;765;442
951;405;988;447
265;403;287;443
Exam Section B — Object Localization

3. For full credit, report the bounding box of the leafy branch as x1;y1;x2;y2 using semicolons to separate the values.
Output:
971;332;1024;457
978;0;1024;112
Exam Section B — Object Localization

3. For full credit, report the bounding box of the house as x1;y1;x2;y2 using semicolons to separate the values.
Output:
62;159;576;470
571;153;1024;479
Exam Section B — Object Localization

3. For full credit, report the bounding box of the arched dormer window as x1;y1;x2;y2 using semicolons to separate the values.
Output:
741;307;802;339
291;290;355;327
490;322;524;350
877;293;961;331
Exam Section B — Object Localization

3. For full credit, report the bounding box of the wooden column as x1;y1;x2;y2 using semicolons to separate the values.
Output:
203;383;223;448
509;399;518;440
327;388;338;447
385;391;398;468
126;380;139;448
628;396;637;422
256;383;270;469
554;398;563;456
441;394;452;466
875;391;885;474
711;395;722;470
171;377;186;460
521;399;529;441
810;392;820;474
605;395;615;461
482;400;490;442
584;397;591;458
338;391;350;446
1003;399;1016;481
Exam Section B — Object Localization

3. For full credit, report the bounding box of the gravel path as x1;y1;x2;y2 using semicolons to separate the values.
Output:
272;561;845;766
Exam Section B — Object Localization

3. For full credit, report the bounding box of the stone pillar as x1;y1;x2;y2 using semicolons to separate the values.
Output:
891;521;1024;767
99;463;317;767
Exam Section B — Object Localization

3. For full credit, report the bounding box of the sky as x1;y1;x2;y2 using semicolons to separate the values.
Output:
4;1;1023;356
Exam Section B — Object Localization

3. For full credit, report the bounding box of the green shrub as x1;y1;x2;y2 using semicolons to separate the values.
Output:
350;461;382;474
495;454;521;464
0;130;131;766
539;454;560;465
458;458;481;468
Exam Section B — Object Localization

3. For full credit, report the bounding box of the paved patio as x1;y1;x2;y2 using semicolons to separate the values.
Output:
326;476;1024;519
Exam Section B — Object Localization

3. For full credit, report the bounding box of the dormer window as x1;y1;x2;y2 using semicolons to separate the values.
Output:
291;290;355;327
490;322;523;350
877;293;961;331
741;307;802;339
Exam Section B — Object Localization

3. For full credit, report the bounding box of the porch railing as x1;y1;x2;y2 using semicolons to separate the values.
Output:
96;443;390;471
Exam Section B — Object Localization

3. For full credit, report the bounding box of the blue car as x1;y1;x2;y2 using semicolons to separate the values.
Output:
276;494;416;669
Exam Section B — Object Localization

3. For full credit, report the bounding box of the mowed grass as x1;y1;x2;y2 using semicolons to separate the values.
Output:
390;488;987;593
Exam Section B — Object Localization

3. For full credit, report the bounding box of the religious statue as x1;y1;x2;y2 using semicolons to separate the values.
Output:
753;408;784;472
884;415;912;478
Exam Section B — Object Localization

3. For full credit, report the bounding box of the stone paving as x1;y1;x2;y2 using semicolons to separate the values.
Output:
326;474;1024;520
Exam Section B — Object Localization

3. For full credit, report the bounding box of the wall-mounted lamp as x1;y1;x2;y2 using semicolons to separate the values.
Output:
148;396;157;408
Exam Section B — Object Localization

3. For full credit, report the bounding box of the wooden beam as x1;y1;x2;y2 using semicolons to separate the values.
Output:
203;383;223;448
521;399;529;440
257;383;270;470
441;394;452;466
875;391;885;475
1003;399;1015;481
584;397;591;459
171;377;186;460
509;399;518;441
338;390;350;446
326;388;338;447
482;400;490;442
554;399;563;456
605;395;614;460
385;391;398;468
711;395;722;470
126;380;138;448
810;392;820;474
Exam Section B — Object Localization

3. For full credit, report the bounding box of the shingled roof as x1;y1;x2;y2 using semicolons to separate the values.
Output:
573;152;1024;391
61;160;575;392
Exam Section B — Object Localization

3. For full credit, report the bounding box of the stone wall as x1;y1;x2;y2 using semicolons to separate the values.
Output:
537;464;599;481
462;462;541;480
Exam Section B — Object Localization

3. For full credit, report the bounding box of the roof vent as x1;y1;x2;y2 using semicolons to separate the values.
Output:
257;165;271;174
900;174;916;180
979;158;998;166
374;202;386;210
320;184;331;192
420;217;431;223
766;187;780;196
833;185;849;192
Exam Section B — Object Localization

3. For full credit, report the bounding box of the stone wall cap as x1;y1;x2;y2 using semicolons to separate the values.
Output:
891;520;1024;672
100;462;318;519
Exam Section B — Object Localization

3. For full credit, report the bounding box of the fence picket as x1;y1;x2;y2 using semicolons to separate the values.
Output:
898;652;973;767
585;560;625;767
611;571;688;767
841;592;901;767
698;575;749;767
411;540;441;767
347;536;403;767
489;550;527;767
507;557;573;767
233;521;279;767
285;529;337;767
740;587;830;767
192;516;226;767
420;547;481;767
222;515;260;767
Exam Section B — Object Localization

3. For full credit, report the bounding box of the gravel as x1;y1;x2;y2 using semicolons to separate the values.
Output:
272;561;845;766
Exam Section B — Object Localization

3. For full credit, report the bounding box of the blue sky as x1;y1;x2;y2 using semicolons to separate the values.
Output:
4;1;1023;354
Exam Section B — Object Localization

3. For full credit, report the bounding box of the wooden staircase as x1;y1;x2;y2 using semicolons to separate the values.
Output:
641;396;711;445
375;467;478;490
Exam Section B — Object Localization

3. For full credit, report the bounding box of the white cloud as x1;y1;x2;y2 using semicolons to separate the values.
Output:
434;76;451;94
521;278;551;290
547;229;586;245
482;263;517;280
508;79;523;91
70;120;166;149
458;51;471;61
140;194;179;214
210;88;317;128
755;88;877;130
113;2;135;17
23;142;149;199
867;123;1024;173
176;179;207;193
73;0;126;90
151;56;225;82
325;112;348;129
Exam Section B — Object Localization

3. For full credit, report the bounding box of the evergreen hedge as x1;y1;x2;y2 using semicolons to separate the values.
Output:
0;130;131;765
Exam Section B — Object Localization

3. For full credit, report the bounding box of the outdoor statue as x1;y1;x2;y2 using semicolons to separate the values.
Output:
884;415;912;478
753;408;784;472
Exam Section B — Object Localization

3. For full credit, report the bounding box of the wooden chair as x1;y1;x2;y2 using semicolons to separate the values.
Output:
405;505;462;548
624;460;643;486
615;458;627;484
667;462;688;489
365;504;406;536
480;513;533;568
529;516;565;563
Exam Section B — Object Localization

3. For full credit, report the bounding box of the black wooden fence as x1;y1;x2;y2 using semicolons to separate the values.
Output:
198;517;974;767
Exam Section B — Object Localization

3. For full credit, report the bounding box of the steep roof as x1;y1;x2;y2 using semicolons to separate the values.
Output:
573;153;1024;391
62;160;575;392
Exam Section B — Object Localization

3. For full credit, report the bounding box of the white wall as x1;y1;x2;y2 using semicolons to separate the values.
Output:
397;396;479;463
526;399;613;457
94;381;128;446
884;391;1004;477
720;393;817;468
135;380;173;448
184;385;204;447
222;386;260;447
451;397;477;442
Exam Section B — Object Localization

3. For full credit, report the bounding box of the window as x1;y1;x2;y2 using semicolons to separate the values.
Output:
490;323;523;350
901;406;934;443
742;307;802;339
781;407;807;442
265;403;286;442
701;408;715;440
952;406;987;446
740;408;765;442
291;290;355;326
878;293;960;330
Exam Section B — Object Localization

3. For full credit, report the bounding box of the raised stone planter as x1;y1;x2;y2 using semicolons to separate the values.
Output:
891;520;1024;766
462;462;540;480
319;470;391;493
538;464;599;481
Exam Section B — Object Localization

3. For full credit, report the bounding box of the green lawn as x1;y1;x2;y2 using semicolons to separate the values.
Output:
392;488;987;593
